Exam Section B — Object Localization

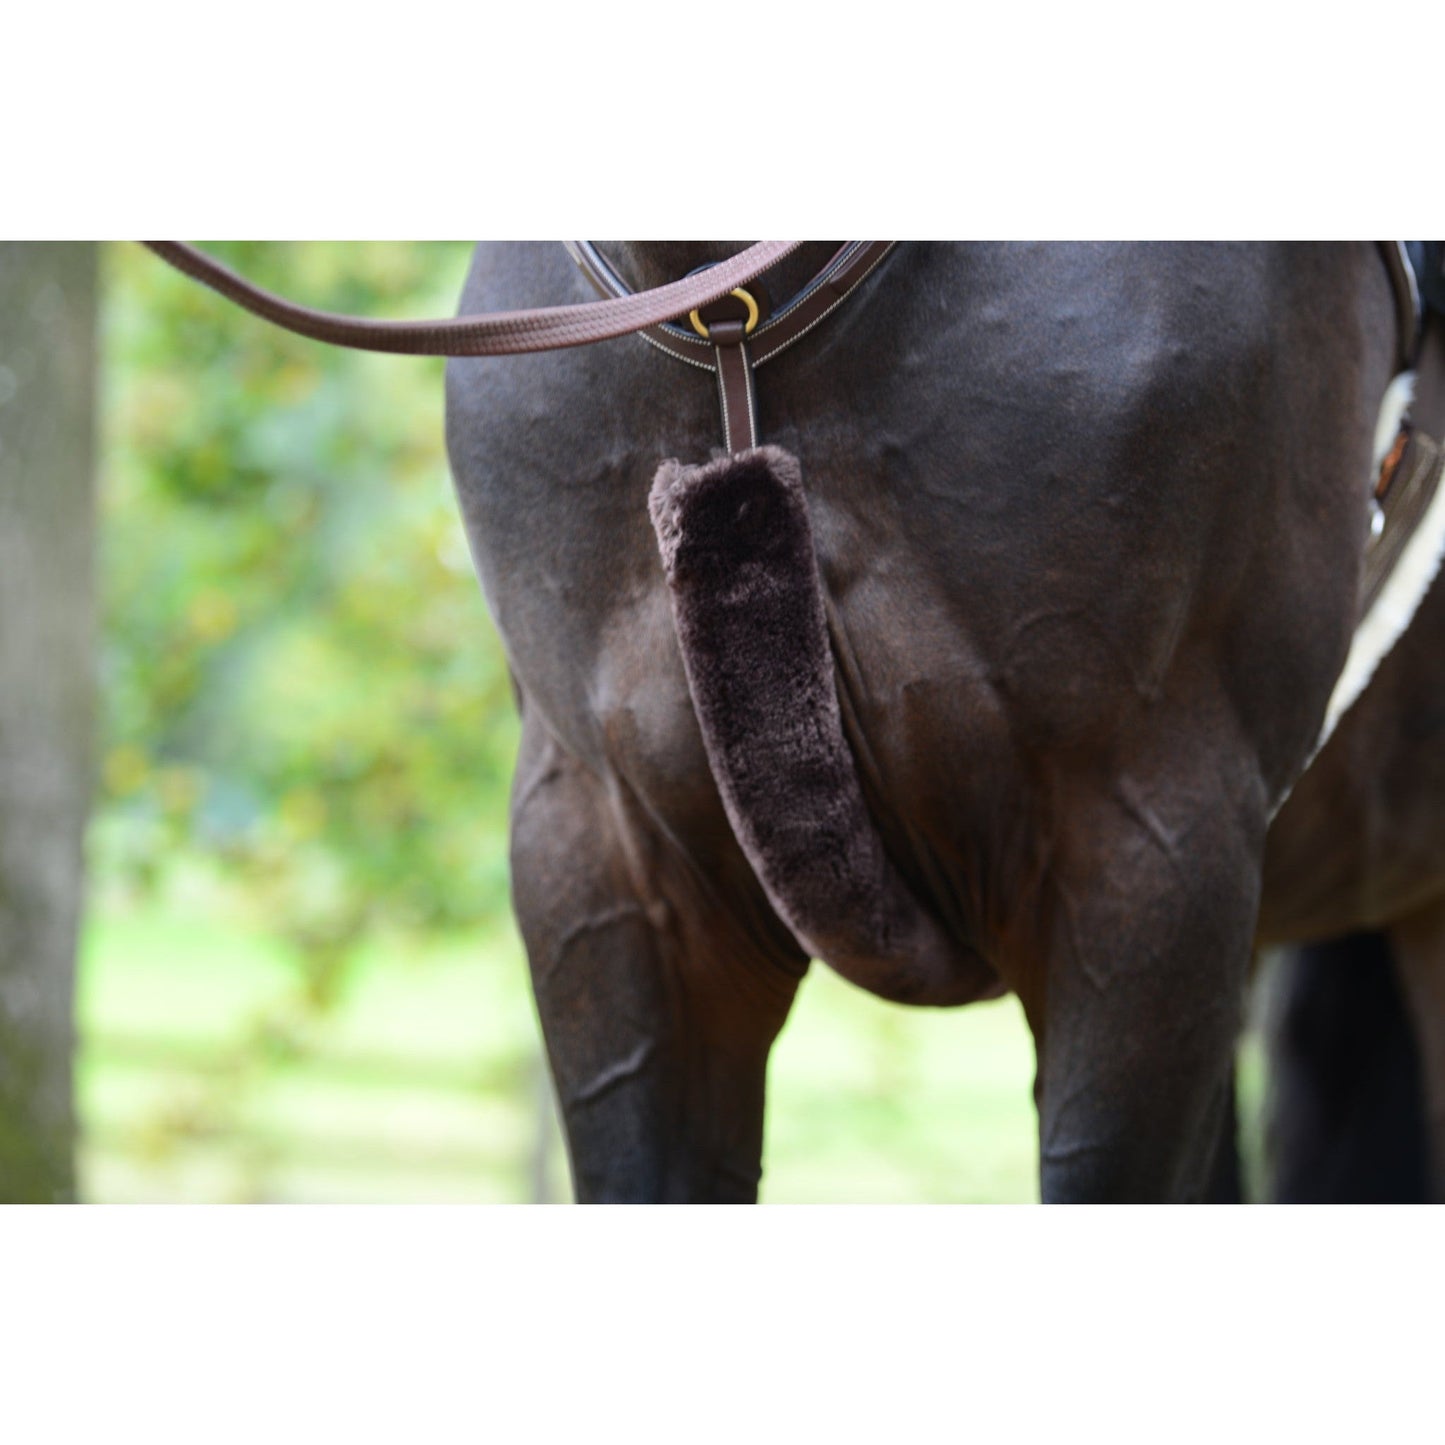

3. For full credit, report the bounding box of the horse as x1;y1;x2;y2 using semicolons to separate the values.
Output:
443;241;1445;1202
1261;935;1431;1201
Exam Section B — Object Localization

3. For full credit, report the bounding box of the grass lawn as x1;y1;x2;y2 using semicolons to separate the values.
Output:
81;901;1268;1204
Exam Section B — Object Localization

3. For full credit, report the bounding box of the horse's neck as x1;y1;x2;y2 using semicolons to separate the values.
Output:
605;241;843;305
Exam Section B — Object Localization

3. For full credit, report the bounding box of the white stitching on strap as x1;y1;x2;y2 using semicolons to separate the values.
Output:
640;330;715;373
715;347;735;452
742;345;759;449
750;242;864;340
754;245;895;367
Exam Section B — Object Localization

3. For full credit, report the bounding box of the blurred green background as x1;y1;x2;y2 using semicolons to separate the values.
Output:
89;243;1249;1202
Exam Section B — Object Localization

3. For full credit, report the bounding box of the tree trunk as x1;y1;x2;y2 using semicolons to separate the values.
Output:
0;243;96;1201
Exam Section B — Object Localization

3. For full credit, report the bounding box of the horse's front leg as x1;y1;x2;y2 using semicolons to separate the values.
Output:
509;716;806;1203
1021;748;1265;1203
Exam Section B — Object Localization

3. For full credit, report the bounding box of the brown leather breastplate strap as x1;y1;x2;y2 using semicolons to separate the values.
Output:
566;241;896;452
566;241;896;372
711;327;759;453
142;240;802;356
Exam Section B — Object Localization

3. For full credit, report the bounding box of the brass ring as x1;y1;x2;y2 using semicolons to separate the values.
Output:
688;287;760;340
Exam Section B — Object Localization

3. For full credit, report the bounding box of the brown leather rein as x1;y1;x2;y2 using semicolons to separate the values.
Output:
144;240;802;356
143;240;897;454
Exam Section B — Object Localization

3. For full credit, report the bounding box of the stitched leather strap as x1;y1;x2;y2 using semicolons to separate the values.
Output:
1380;240;1421;372
711;327;759;453
566;241;896;373
568;241;895;454
142;240;802;356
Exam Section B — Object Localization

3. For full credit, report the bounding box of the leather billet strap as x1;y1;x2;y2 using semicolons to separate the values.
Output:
142;240;802;357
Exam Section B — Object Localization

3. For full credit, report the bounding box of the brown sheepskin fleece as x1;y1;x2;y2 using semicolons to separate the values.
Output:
649;446;992;1005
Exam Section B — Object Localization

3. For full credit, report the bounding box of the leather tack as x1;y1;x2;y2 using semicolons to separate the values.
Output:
1362;429;1445;619
567;242;897;373
713;337;758;455
568;241;897;452
1362;245;1445;627
693;285;771;333
143;241;802;357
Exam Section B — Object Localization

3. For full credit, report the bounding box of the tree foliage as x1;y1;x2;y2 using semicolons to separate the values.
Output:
99;242;517;1001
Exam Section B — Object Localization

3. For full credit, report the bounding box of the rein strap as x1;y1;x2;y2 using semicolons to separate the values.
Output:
142;241;802;357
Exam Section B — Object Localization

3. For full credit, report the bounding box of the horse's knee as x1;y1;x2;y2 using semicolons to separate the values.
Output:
509;717;802;1203
1026;760;1264;1202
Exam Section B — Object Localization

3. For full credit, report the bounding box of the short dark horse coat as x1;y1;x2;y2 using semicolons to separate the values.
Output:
445;242;1445;1202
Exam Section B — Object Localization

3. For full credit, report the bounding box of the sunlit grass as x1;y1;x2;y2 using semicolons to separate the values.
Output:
78;904;1047;1203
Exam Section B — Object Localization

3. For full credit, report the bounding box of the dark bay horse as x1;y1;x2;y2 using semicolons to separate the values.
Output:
445;242;1442;1202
